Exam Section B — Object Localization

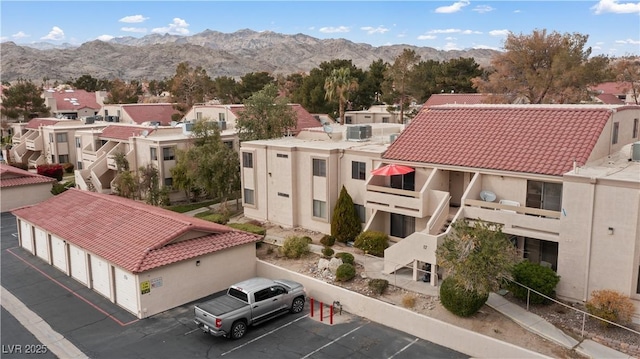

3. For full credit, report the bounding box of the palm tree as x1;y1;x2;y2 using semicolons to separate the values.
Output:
324;68;358;124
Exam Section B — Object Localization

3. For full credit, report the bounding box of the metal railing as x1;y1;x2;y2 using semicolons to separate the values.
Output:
508;280;640;338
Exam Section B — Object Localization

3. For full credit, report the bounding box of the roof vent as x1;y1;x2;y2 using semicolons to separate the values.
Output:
632;141;640;162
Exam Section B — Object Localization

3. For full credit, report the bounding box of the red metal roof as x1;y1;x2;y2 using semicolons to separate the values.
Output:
424;94;489;107
383;105;613;176
26;118;62;129
122;104;179;125
0;164;57;188
50;89;100;111
100;125;154;140
12;189;261;273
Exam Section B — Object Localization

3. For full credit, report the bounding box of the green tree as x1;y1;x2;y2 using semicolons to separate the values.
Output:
360;59;387;106
235;84;297;141
324;68;359;124
1;79;50;120
331;186;362;243
612;56;640;105
170;62;213;115
292;59;358;114
105;79;141;104
212;76;239;104
383;49;420;123
472;29;610;104
237;72;275;101
73;74;100;92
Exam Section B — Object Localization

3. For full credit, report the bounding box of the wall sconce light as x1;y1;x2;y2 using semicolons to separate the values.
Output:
196;260;201;266
607;227;614;235
268;172;272;177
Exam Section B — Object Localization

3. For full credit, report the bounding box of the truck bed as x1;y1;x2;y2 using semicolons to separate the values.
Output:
196;295;246;316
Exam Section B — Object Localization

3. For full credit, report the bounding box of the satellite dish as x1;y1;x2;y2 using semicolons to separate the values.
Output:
323;125;333;134
141;130;149;137
479;190;497;202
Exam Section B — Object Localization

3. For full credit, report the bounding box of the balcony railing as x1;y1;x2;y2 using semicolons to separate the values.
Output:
366;184;427;217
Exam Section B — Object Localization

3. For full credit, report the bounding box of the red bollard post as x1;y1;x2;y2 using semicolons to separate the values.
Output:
330;305;334;325
320;301;324;322
310;298;314;318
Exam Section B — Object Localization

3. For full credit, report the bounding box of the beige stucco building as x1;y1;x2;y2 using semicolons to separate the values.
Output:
241;104;640;320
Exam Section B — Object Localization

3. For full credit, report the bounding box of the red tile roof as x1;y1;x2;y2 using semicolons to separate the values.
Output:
591;82;629;95
12;189;261;273
596;93;624;105
0;164;57;188
424;94;489;107
383;105;613;176
122;104;179;125
26;118;62;129
101;125;154;140
50;89;101;111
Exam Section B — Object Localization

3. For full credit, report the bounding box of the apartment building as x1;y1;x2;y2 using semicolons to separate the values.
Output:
43;88;105;119
100;103;179;125
241;104;640;316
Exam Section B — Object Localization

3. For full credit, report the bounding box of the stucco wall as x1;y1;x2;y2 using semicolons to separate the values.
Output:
1;184;54;212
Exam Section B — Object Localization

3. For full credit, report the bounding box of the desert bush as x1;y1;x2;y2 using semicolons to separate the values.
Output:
402;294;416;308
334;252;354;265
354;230;388;257
197;213;229;224
301;236;313;244
586;290;635;327
320;235;336;247
335;263;356;282
440;277;489;317
509;261;560;304
321;246;334;258
37;163;63;181
280;236;310;259
368;279;389;295
226;222;266;236
51;180;74;195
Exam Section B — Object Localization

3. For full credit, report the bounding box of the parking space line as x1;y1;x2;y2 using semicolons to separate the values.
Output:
221;314;308;356
6;248;139;327
301;324;364;359
388;338;419;359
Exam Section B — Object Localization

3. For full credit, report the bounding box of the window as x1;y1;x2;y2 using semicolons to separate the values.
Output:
49;134;53;142
352;161;366;180
150;148;158;161
196;112;202;120
390;172;415;191
354;204;366;223
277;153;288;158
223;141;233;149
382;117;390;123
162;147;175;160
313;159;326;177
244;188;255;205
164;178;173;187
277;192;289;198
345;116;353;124
612;122;619;144
75;137;82;148
219;113;225;121
390;213;415;238
77;161;83;170
242;152;253;168
633;118;638;139
58;154;69;163
313;200;326;218
526;181;562;212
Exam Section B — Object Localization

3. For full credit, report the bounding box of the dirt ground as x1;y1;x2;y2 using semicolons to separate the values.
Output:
256;240;586;359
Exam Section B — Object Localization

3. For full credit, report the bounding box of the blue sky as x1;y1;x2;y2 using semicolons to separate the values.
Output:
1;1;639;56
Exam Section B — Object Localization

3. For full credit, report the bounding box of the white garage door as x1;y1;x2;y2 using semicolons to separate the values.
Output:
34;228;49;262
69;244;88;285
20;220;33;253
50;236;67;272
114;267;138;315
90;255;111;298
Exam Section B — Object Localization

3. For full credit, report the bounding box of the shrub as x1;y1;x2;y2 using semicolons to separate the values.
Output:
334;252;355;265
331;186;362;243
335;263;356;281
509;261;560;304
402;294;416;308
61;162;74;174
586;290;635;327
320;235;335;247
197;213;229;224
226;222;266;236
354;230;389;257
280;236;310;259
301;236;313;244
368;279;389;295
51;180;74;195
440;277;489;317
321;246;334;258
37;163;63;181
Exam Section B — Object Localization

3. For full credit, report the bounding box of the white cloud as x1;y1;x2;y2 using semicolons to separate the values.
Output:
121;27;148;33
152;18;190;35
41;26;65;41
445;36;456;41
615;38;640;45
591;0;640;14
489;29;510;37
443;42;461;51
319;26;350;34
360;26;389;35
473;44;500;50
97;35;114;41
513;10;522;13
12;31;30;39
461;30;482;35
119;15;149;23
417;34;437;40
429;28;461;34
435;0;470;14
472;5;494;13
0;36;7;42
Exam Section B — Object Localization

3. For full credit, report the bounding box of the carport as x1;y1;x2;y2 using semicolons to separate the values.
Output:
12;189;261;318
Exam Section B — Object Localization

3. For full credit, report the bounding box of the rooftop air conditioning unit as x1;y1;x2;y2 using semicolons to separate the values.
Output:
182;122;194;135
346;125;372;141
389;133;399;143
85;116;95;124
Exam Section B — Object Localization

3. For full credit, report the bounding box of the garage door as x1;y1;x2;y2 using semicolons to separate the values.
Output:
34;228;49;262
114;267;138;315
90;255;111;298
20;220;33;253
50;236;67;272
69;244;88;285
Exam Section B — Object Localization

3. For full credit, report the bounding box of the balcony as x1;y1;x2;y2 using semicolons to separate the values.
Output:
25;132;43;151
365;184;426;217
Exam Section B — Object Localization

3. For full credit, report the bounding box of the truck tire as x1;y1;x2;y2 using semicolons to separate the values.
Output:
230;320;247;339
290;296;305;313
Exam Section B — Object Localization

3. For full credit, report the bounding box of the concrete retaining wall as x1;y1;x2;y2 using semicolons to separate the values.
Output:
257;260;550;359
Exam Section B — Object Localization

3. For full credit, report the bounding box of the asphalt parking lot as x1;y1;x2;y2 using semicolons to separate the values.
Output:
1;212;467;358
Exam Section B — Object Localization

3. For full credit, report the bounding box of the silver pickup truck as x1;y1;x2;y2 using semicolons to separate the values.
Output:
194;277;306;339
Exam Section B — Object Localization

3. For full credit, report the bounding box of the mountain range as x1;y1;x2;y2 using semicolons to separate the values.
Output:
1;29;500;83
